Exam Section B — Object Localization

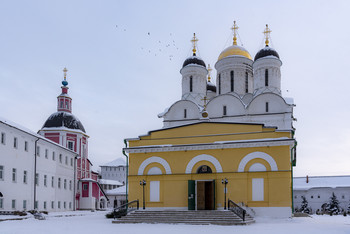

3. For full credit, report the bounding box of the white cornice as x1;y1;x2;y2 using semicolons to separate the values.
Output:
125;138;295;153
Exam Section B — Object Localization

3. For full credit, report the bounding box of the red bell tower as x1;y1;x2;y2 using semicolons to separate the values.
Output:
57;68;72;113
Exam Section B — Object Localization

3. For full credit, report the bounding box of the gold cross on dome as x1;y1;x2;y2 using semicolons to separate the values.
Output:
191;33;198;55
231;21;239;45
63;67;68;80
263;24;272;46
207;64;212;82
201;96;208;110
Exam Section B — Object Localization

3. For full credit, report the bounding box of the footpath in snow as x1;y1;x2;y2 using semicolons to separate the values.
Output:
1;211;350;234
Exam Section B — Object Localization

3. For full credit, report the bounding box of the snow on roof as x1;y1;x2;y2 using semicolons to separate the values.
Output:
106;185;126;195
101;157;126;167
157;107;169;118
293;175;350;190
99;179;123;186
284;97;294;105
0;116;75;152
0;116;40;137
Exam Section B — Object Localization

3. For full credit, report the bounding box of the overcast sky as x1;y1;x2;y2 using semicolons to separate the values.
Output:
1;0;350;177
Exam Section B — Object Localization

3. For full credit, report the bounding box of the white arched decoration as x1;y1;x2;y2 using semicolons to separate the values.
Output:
249;163;267;172
185;154;223;174
147;167;162;175
138;157;172;175
238;152;278;172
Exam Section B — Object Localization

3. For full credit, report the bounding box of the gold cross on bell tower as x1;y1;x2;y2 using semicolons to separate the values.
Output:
263;24;272;46
207;64;212;82
231;21;239;45
191;33;198;55
63;67;68;81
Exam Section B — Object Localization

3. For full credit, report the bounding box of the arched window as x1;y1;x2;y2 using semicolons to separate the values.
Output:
184;109;187;118
265;102;269;112
190;76;193;92
265;69;268;87
218;74;221;94
197;165;212;174
223;105;227;116
245;72;248;93
230;71;234;92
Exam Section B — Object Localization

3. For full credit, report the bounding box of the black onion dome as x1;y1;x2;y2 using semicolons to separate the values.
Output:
207;81;216;92
182;55;206;68
42;112;86;133
254;46;280;61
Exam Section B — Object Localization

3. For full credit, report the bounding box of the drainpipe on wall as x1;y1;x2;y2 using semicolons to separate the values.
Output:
122;139;129;210
73;154;79;211
291;140;297;214
33;138;40;210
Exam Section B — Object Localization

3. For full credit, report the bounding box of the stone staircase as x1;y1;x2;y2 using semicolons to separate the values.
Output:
112;210;255;225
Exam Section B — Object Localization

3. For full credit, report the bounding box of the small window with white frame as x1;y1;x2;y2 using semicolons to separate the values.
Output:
44;175;47;187
52;151;55;161
24;141;28;152
23;170;27;184
0;198;4;209
12;168;16;182
67;141;74;151
35;173;39;186
59;154;62;163
23;200;27;210
0;165;4;180
36;146;40;156
1;132;5;145
13;137;18;149
45;149;48;159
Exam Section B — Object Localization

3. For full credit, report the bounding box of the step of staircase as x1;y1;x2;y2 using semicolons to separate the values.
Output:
112;210;255;225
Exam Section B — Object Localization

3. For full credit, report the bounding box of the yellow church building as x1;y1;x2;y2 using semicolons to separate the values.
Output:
124;23;296;218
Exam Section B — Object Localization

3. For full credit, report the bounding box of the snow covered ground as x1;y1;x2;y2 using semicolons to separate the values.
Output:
1;211;350;234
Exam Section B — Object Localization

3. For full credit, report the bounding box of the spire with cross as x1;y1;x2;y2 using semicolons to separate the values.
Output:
231;21;239;45
191;33;198;56
207;64;212;82
264;24;272;46
201;96;208;110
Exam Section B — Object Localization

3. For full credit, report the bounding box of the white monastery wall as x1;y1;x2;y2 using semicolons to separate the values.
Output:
0;121;75;212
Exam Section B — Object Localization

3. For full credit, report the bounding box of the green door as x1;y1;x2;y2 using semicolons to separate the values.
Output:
188;180;195;210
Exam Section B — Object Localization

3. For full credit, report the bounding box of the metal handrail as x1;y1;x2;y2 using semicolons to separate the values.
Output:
228;199;246;221
113;199;139;219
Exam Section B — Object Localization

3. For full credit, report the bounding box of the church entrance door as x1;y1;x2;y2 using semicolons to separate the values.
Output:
196;180;215;210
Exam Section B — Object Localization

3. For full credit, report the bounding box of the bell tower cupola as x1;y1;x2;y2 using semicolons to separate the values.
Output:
57;67;72;113
253;24;282;96
180;33;208;106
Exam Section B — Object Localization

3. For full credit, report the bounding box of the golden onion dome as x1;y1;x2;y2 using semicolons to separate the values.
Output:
218;45;252;61
218;21;252;61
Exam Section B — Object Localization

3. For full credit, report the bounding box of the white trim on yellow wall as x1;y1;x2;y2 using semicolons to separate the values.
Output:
126;139;294;154
238;151;278;172
138;157;172;175
185;154;223;174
